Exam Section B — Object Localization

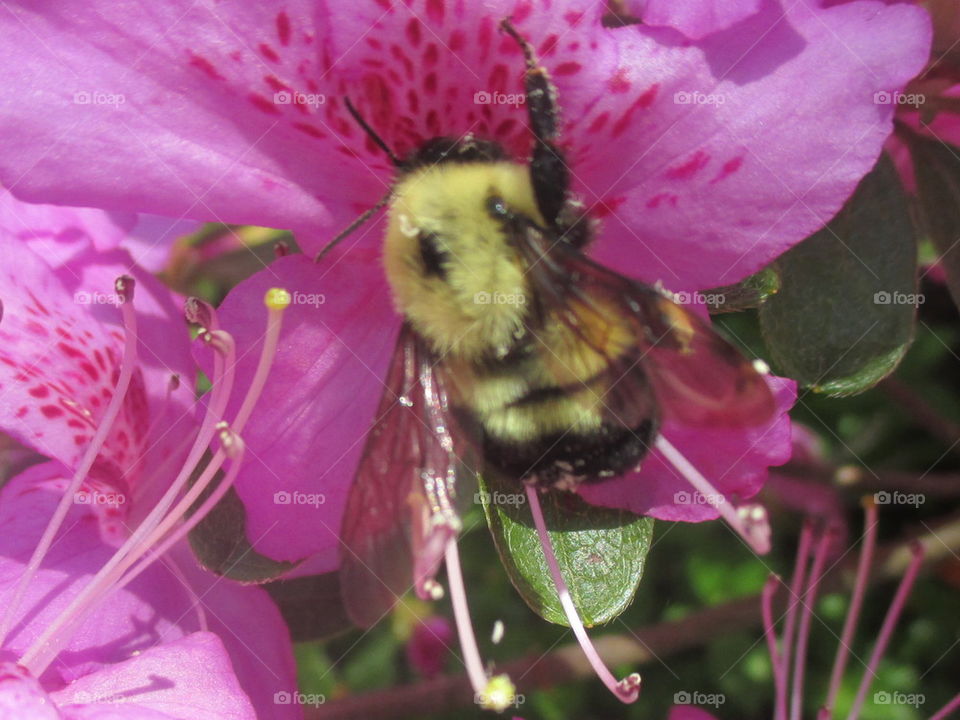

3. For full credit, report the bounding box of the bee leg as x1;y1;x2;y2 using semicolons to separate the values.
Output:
500;19;569;231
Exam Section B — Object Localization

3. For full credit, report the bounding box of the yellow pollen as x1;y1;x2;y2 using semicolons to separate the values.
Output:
264;287;292;310
479;674;519;712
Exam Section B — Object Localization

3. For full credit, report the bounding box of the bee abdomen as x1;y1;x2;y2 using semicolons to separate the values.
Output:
474;361;659;487
483;416;657;487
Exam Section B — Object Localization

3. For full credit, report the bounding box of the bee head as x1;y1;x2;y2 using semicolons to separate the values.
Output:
383;156;544;359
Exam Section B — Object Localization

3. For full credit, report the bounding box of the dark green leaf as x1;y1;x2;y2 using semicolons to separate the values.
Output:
188;452;302;582
759;155;917;395
266;573;352;641
705;266;781;314
910;136;960;312
479;473;653;626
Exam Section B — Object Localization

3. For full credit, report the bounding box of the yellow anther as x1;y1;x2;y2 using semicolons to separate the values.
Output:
478;674;519;712
264;288;292;310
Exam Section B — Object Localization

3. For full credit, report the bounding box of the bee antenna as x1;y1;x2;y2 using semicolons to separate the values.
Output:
344;96;402;167
313;191;392;263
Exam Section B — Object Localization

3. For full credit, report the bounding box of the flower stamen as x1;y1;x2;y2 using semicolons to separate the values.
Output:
790;522;837;720
655;435;772;554
0;276;138;648
524;483;640;704
823;497;877;714
18;290;288;675
443;537;492;700
845;541;924;720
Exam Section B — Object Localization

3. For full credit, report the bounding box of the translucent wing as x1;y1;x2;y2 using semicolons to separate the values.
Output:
520;228;776;428
339;323;472;628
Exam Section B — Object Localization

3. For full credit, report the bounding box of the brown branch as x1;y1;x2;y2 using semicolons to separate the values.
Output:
879;377;960;452
308;514;960;720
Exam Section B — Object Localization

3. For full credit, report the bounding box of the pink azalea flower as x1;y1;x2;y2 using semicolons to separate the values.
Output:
0;189;198;273
1;633;256;720
0;201;300;718
182;0;927;704
628;0;763;39
0;0;929;290
0;0;931;708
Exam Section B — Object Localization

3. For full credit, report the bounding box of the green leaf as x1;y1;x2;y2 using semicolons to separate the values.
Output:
187;451;302;582
759;155;918;396
705;266;781;314
910;136;960;312
265;573;352;641
479;473;654;626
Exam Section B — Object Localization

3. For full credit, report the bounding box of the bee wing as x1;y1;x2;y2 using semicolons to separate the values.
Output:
339;323;470;628
522;230;776;427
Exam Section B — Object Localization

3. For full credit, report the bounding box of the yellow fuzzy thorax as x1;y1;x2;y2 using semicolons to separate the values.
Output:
383;161;544;359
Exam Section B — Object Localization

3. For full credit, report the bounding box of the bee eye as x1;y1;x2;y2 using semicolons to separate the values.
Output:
418;232;449;279
486;195;509;218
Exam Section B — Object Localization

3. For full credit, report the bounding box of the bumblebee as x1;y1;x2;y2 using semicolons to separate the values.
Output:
331;21;775;627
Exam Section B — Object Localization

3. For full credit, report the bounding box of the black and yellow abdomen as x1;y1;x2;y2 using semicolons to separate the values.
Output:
455;302;660;487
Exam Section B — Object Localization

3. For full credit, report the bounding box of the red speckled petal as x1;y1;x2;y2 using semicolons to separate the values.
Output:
0;233;147;493
0;1;346;237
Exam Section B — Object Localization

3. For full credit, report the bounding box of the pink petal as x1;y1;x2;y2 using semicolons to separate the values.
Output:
0;1;350;235
123;215;201;274
0;189;135;262
0;0;930;294
50;633;256;720
198;252;397;570
0;663;59;720
578;0;931;289
579;376;795;521
51;243;198;470
637;0;763;39
0;190;196;272
0;234;146;493
0;465;299;720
